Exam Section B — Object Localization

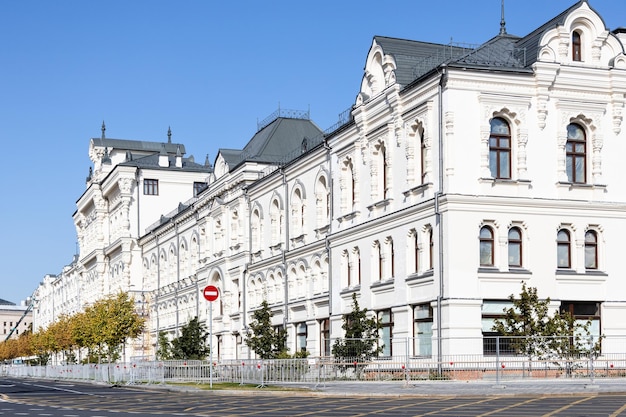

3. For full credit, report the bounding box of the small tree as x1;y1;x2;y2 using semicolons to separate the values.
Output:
492;282;602;376
156;331;173;360
332;293;382;379
171;316;210;360
245;300;287;359
491;282;553;362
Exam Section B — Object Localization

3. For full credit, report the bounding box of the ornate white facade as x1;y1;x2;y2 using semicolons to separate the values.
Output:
34;2;626;361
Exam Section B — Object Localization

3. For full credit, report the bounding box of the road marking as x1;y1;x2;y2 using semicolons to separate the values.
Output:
541;395;596;417
30;384;92;396
476;397;543;417
610;401;626;417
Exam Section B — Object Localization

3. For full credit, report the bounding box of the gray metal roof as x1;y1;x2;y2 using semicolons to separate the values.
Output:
91;138;186;155
514;1;584;67
218;117;324;169
119;153;212;172
372;36;473;85
374;1;606;86
0;298;16;306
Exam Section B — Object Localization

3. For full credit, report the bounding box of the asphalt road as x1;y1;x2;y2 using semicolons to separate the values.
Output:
2;377;626;417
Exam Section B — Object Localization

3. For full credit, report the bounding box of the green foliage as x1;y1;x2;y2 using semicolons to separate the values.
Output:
171;316;210;360
156;331;173;360
491;282;554;358
492;282;603;374
245;300;287;359
332;293;382;379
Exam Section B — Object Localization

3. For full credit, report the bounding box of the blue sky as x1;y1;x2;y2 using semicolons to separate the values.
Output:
0;1;623;305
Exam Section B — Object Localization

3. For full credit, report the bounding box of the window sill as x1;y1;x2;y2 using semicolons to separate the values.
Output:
479;178;532;187
406;270;434;284
371;278;394;293
367;198;392;212
403;182;432;197
338;211;359;223
478;267;532;274
555;269;607;281
556;182;607;190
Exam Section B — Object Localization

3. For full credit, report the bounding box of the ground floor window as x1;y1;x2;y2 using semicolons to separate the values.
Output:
413;303;433;357
560;301;601;342
482;300;514;355
377;309;393;357
296;322;308;353
320;318;330;356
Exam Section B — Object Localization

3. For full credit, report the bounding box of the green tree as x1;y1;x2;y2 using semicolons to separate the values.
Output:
491;282;553;360
492;282;602;375
156;331;173;360
245;300;287;359
332;293;382;379
171;316;210;360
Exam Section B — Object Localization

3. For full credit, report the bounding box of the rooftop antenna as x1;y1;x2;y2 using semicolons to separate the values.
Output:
499;0;507;35
101;120;106;139
167;126;172;143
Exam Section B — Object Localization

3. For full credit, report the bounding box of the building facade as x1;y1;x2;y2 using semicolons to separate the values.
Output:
34;1;626;361
0;299;32;341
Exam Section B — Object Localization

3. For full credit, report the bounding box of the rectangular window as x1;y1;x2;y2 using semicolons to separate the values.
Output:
320;318;330;357
193;182;207;197
482;300;515;355
413;304;433;357
378;309;393;357
297;322;308;353
144;179;159;195
560;301;601;341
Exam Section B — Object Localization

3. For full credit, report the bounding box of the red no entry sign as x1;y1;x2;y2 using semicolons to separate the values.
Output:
203;285;219;302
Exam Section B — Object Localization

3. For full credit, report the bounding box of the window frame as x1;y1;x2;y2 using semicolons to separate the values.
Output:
507;227;522;268
489;117;512;179
143;178;159;195
479;226;495;267
377;309;393;357
584;230;598;270
296;322;308;353
557;229;572;269
413;303;433;357
565;123;587;184
572;31;582;62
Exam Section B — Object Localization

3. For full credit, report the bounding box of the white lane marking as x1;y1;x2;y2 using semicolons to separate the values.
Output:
30;383;93;396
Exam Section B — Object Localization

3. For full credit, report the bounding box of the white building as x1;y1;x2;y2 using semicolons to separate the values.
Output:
33;126;212;359
0;299;32;341
34;1;626;361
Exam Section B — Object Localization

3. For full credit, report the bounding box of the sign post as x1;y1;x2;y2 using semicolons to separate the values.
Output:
203;285;219;389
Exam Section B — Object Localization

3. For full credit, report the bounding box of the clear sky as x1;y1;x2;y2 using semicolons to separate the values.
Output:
0;1;623;305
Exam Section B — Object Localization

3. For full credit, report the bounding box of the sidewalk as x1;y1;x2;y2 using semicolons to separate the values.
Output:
291;379;626;397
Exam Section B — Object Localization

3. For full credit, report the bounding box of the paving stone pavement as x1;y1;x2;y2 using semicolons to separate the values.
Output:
274;379;626;397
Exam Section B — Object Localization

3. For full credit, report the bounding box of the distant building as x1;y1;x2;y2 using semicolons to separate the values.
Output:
34;1;626;362
0;299;32;340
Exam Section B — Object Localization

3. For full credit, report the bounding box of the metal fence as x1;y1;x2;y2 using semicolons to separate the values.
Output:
3;336;626;386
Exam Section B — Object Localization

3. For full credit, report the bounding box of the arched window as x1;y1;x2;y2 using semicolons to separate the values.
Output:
251;209;261;252
479;226;495;266
489;117;511;179
566;123;586;183
557;229;572;269
291;188;304;237
572;31;582;61
508;227;522;267
585;230;598;270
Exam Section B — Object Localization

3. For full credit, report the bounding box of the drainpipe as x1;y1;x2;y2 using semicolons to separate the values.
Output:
282;168;289;331
243;188;250;352
436;66;447;370
155;233;160;360
324;139;333;317
175;221;180;337
136;170;141;239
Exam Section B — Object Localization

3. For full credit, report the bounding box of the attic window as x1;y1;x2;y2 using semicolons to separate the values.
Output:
572;31;582;62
